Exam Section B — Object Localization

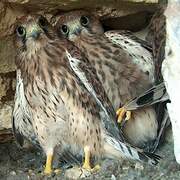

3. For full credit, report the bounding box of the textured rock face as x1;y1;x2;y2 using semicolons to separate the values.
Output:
0;1;158;38
0;72;16;103
0;102;13;130
0;0;158;137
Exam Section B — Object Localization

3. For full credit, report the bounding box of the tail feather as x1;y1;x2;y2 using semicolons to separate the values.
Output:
104;136;161;165
124;82;169;111
150;109;170;153
139;152;161;165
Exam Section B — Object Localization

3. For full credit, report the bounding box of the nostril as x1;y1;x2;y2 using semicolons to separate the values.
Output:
31;31;41;39
73;28;81;36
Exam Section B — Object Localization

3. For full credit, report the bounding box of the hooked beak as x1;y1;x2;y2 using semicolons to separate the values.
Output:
27;24;43;40
69;20;82;36
72;27;82;36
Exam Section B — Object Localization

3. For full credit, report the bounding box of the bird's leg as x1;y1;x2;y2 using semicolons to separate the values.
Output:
82;146;91;170
116;106;131;123
44;154;53;174
44;152;61;175
82;146;101;172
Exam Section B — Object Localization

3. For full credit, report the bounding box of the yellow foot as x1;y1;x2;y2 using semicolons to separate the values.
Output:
43;168;61;175
43;169;61;175
82;146;91;171
91;164;101;172
44;167;52;175
44;154;53;175
116;107;131;123
43;152;61;175
82;161;92;171
54;168;61;174
82;164;101;173
82;146;100;173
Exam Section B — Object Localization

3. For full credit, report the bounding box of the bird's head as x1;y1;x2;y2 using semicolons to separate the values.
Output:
14;14;55;56
55;10;104;42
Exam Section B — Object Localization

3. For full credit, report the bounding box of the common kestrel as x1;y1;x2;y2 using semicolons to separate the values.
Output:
54;11;159;150
12;14;160;174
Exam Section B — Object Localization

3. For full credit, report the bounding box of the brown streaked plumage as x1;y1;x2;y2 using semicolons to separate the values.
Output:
12;14;160;174
116;7;169;152
146;7;166;83
54;10;158;150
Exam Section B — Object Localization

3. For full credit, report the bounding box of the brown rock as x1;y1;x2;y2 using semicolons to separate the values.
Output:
0;72;16;103
0;101;13;130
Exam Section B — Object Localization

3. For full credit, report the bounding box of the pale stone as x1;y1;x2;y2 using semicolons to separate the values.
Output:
64;167;91;179
163;1;180;164
0;102;13;130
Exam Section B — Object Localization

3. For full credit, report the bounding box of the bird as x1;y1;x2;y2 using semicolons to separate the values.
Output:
12;14;160;174
54;10;159;150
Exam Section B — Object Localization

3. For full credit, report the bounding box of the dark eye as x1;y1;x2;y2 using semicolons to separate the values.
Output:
80;16;89;26
61;25;69;35
38;16;48;28
16;26;26;37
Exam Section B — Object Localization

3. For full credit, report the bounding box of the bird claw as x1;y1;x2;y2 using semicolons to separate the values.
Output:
54;168;61;174
116;107;131;123
82;146;100;173
43;169;52;175
81;164;100;173
43;168;61;175
43;154;61;175
82;162;92;171
91;164;101;172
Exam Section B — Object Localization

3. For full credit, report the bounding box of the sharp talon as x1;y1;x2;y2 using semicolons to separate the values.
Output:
82;164;100;173
82;146;100;173
54;169;61;174
91;164;101;172
44;157;61;175
116;107;131;123
44;168;52;175
116;107;125;123
82;164;92;171
125;111;131;120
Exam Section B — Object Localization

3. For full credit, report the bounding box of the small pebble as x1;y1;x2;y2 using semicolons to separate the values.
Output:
28;169;33;174
54;169;61;174
10;171;16;176
122;166;129;170
135;162;144;170
111;174;116;180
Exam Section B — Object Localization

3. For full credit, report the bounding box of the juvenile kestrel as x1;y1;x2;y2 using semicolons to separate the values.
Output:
12;14;160;174
54;11;159;150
